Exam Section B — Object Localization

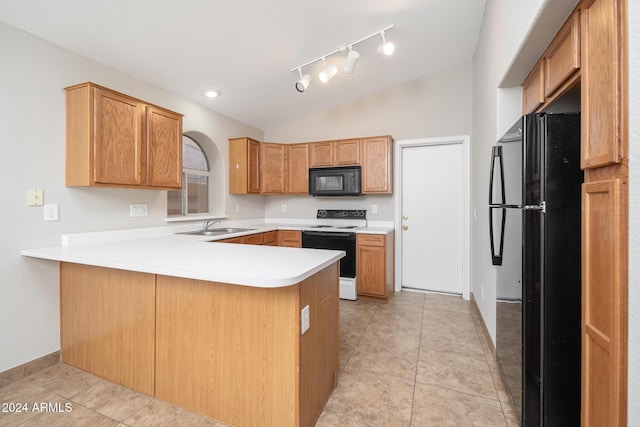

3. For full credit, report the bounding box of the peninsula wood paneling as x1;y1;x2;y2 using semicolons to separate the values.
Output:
155;276;299;426
60;263;156;396
299;263;339;427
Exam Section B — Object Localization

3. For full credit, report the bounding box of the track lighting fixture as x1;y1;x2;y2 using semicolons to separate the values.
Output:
295;68;311;92
290;25;394;93
343;47;360;74
378;31;395;56
319;58;338;83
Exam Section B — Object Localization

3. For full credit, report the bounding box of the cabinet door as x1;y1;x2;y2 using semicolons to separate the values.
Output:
581;178;627;426
335;139;360;165
247;140;260;193
287;144;309;194
260;143;286;194
522;61;544;114
93;87;145;185
544;11;580;98
228;138;260;194
147;106;182;188
309;141;335;167
361;137;392;194
580;0;626;168
356;243;386;297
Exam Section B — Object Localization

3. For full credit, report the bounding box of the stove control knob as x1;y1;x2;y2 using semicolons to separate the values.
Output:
318;210;327;218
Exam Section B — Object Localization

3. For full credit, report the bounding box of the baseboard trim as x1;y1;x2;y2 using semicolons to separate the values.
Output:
469;292;496;359
0;351;60;388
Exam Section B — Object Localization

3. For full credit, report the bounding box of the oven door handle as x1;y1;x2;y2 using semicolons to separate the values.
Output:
302;231;355;239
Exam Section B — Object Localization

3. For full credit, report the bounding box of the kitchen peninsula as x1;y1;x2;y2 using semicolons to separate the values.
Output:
22;228;344;427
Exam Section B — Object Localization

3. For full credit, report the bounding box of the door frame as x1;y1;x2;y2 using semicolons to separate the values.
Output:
394;135;471;300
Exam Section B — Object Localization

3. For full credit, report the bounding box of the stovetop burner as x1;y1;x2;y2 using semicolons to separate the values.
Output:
303;209;368;232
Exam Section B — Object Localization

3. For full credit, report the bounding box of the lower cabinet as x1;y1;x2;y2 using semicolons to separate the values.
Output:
356;232;394;301
278;230;302;248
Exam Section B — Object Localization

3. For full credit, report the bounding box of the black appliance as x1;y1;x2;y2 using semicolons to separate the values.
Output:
309;166;361;196
489;113;582;426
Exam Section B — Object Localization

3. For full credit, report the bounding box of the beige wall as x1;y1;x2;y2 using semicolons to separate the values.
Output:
263;60;474;221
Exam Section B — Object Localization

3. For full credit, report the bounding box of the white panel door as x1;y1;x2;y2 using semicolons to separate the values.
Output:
401;143;463;294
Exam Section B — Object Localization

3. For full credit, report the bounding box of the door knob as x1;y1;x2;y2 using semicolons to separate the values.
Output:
403;216;408;220
402;225;408;230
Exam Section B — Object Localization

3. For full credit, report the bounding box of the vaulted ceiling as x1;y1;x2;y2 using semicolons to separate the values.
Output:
0;0;487;129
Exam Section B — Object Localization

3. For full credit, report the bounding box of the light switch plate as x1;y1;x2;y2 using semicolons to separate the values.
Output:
28;189;43;206
301;305;310;334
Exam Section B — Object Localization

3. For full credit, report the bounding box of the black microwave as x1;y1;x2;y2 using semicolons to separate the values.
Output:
309;166;361;196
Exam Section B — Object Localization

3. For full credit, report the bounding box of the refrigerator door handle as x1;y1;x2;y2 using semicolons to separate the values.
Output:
489;146;506;205
489;207;506;266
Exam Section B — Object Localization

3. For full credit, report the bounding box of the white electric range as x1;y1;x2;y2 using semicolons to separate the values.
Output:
301;210;367;300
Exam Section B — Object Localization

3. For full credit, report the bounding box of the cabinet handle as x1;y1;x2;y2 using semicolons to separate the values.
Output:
402;215;408;220
402;225;408;230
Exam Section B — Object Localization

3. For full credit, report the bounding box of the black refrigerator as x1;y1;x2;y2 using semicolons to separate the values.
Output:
489;112;582;426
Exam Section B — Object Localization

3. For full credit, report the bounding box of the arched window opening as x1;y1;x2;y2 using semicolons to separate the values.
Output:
167;135;210;216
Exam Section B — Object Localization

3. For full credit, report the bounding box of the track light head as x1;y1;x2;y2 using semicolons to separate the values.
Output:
378;31;395;56
295;68;311;92
319;62;338;83
344;48;360;74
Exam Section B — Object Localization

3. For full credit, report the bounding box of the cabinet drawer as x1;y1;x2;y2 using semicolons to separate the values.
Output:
217;236;243;244
242;233;264;245
278;230;301;247
263;231;278;246
356;233;385;247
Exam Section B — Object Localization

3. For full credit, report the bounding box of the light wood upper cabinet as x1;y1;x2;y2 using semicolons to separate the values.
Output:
361;136;393;194
309;141;335;167
309;139;361;167
522;61;545;114
260;143;287;194
65;82;182;189
228;137;260;194
580;0;626;169
147;106;182;188
287;143;309;194
544;11;581;98
335;139;361;165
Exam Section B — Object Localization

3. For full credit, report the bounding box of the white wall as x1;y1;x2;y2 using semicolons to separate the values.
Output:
0;22;264;372
263;60;474;221
471;0;547;342
627;0;639;421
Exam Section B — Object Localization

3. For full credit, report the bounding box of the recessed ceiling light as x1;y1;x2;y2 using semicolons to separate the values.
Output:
202;90;220;98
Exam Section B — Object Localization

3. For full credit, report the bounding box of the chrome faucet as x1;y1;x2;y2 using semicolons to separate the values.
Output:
201;219;220;231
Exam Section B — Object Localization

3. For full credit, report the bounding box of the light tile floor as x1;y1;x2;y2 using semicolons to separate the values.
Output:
0;291;518;426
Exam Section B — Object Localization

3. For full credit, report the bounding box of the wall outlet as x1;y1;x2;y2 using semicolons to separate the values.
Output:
281;204;287;213
235;203;240;213
481;285;485;300
44;204;59;221
301;305;310;334
129;203;148;217
371;204;378;214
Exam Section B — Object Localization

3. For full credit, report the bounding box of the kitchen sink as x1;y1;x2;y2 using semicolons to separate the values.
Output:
176;227;256;236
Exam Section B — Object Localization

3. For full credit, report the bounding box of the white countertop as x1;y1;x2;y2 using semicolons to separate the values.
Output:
21;220;394;288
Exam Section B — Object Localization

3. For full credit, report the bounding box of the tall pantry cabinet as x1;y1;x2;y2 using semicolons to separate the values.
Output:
579;0;628;425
